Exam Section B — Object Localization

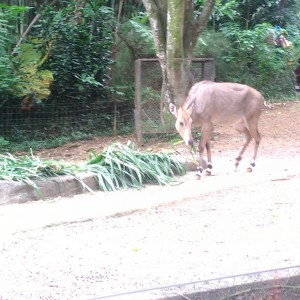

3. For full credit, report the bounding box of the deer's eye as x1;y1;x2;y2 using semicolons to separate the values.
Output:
179;121;184;127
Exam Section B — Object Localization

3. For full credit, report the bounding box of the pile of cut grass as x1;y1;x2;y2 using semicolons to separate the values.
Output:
0;142;185;192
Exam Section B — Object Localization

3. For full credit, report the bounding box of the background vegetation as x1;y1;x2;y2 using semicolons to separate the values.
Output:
1;0;300;152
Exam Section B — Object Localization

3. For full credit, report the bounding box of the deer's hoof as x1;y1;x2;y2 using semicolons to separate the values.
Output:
205;170;212;176
247;162;255;172
206;163;212;176
195;174;201;180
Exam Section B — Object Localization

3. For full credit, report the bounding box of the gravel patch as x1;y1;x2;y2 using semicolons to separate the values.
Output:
0;156;300;299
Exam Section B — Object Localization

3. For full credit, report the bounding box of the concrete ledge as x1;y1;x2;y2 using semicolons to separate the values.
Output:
0;172;99;205
0;158;196;205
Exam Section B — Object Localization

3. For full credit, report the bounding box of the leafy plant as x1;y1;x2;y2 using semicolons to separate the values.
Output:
15;42;53;101
86;142;185;191
0;142;185;193
0;137;9;150
112;12;156;88
196;22;298;98
0;55;20;97
0;7;22;98
35;1;114;106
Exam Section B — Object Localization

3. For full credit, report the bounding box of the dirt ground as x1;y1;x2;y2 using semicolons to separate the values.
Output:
1;100;300;300
34;100;300;162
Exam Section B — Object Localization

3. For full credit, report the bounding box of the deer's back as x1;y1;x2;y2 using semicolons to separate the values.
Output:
190;82;263;125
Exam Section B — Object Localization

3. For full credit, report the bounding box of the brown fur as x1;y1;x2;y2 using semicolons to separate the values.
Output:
169;81;264;177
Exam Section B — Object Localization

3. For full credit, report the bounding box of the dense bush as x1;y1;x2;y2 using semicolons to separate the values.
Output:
0;2;120;143
0;6;24;101
194;23;300;99
35;2;114;106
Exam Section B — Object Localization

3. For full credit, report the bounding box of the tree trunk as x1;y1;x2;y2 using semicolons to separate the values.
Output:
166;0;193;106
142;0;216;108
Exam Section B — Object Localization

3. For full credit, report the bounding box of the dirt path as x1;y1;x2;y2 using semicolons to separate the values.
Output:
0;100;300;300
34;101;300;162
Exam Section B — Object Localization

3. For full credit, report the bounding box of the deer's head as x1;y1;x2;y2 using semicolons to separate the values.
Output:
169;102;194;147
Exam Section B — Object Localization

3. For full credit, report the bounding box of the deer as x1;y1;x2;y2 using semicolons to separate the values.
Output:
169;81;264;179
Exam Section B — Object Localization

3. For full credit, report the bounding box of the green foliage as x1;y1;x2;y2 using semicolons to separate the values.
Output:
212;0;239;23
0;8;22;98
236;0;299;29
0;152;76;183
195;22;299;98
15;43;53;100
0;4;53;103
193;30;232;80
0;137;9;150
0;142;185;193
127;13;156;55
220;22;297;97
0;55;20;97
0;1;121;145
5;132;95;153
210;0;300;30
87;142;185;190
1;0;300;149
0;3;30;49
141;87;161;103
0;11;9;51
194;0;300;99
112;12;156;88
35;1;114;104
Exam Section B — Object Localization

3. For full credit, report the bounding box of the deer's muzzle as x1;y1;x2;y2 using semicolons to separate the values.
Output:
187;139;194;148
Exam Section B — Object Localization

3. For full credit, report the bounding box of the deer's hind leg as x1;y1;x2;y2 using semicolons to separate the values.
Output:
234;118;261;172
245;118;261;172
205;139;213;175
234;121;252;170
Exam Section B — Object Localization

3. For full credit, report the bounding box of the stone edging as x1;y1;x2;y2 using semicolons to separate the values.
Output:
0;172;100;205
0;157;197;205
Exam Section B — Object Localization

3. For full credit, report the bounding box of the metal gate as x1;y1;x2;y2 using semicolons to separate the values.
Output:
134;58;215;145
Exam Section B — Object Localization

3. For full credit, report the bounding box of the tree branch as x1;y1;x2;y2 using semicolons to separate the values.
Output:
194;0;216;38
12;0;60;54
187;0;216;51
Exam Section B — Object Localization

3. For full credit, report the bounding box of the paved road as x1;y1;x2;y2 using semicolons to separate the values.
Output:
1;156;300;300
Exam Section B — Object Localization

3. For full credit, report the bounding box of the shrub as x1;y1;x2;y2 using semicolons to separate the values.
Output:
195;24;299;99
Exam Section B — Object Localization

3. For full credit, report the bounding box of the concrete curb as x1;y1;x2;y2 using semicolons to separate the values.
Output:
0;157;197;205
0;172;100;205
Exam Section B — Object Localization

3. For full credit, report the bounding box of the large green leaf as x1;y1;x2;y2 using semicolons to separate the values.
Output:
16;43;53;99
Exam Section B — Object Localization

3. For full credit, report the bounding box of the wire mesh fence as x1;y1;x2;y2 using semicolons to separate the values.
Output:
0;99;134;144
1;58;215;149
134;58;215;145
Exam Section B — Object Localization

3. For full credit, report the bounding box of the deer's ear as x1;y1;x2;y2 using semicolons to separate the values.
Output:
169;103;177;117
187;103;194;115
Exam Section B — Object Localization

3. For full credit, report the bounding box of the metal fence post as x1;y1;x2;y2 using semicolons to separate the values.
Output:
134;59;143;146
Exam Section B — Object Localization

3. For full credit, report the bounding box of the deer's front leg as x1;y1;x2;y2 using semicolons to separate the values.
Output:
196;141;205;180
196;124;213;179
